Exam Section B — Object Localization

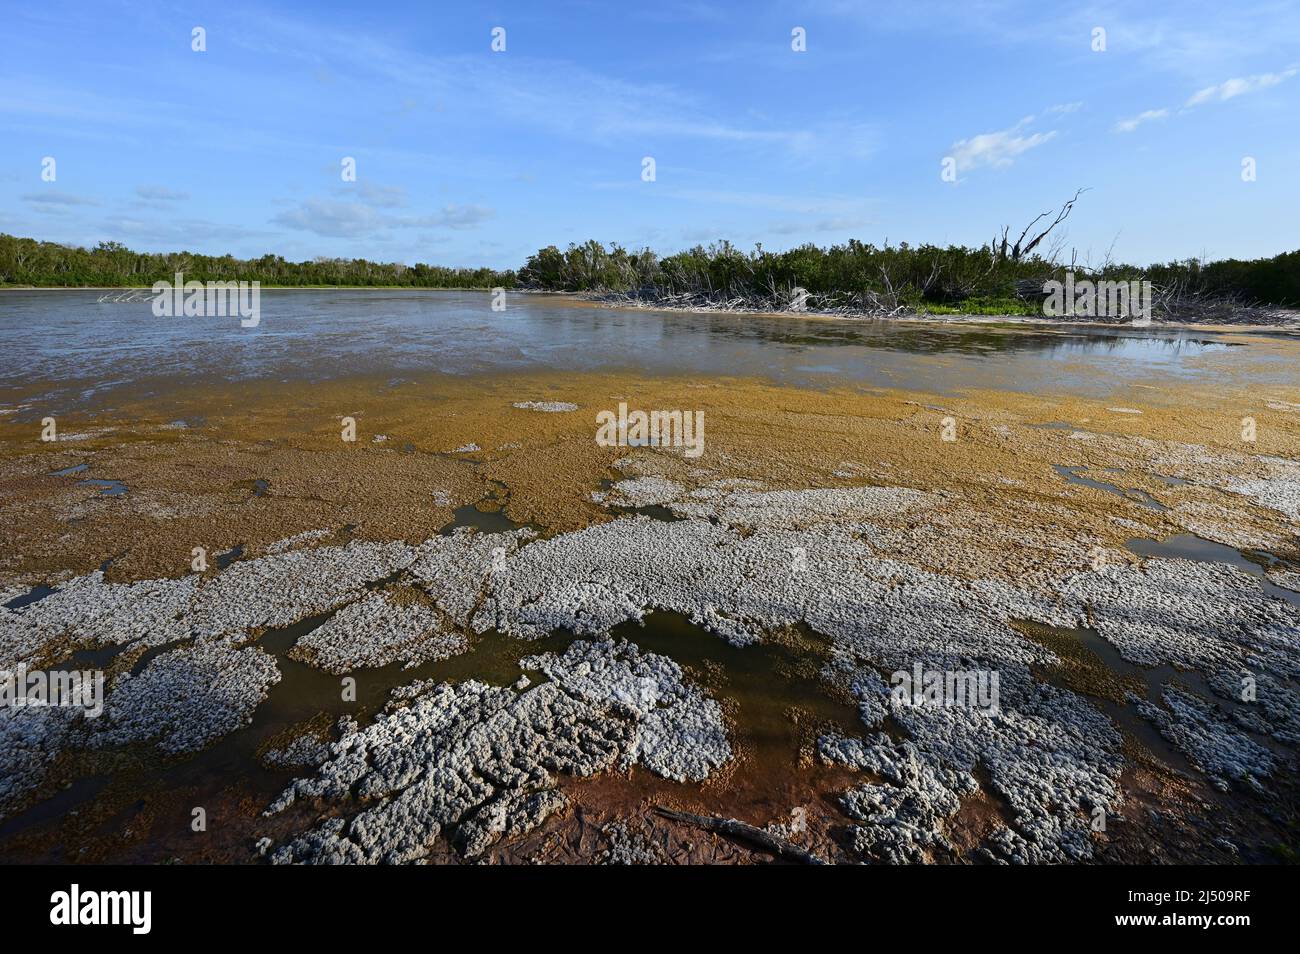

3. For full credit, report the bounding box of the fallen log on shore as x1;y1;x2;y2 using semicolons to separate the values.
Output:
652;805;828;865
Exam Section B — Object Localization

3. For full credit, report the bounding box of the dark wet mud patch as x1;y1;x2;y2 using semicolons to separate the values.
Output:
0;773;113;843
76;478;128;497
598;612;864;826
66;643;128;670
126;638;192;677
246;613;585;764
594;476;686;522
233;477;270;498
215;544;245;570
3;582;57;609
602;501;682;522
48;463;89;477
29;640;118;683
0;740;279;864
0;607;1031;863
1126;533;1300;608
1015;618;1197;775
0;614;572;859
438;478;544;536
1021;614;1293;781
98;549;127;574
1015;618;1146;704
943;761;1020;861
439;500;530;534
1053;464;1166;511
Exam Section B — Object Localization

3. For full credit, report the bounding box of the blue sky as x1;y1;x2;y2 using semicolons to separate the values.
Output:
3;0;1297;268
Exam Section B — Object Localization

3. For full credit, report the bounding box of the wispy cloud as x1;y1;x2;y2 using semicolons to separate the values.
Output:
135;185;189;202
1113;62;1297;134
351;182;409;209
1185;65;1299;106
654;186;870;215
97;216;271;246
226;11;877;165
22;191;100;208
769;215;873;235
949;115;1057;172
272;198;493;238
1113;108;1169;133
591;181;874;221
132;184;191;209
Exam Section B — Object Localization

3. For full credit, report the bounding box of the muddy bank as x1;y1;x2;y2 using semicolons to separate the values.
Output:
568;289;1300;332
1;369;1298;863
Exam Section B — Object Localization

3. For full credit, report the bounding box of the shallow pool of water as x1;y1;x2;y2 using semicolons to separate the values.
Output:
75;477;128;497
1126;533;1300;607
1;289;1290;409
1053;465;1168;511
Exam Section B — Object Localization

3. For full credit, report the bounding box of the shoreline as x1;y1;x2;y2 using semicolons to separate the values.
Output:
563;291;1300;334
4;284;1298;333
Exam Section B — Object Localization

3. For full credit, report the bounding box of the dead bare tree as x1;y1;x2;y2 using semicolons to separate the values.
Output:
1043;229;1070;266
994;188;1090;263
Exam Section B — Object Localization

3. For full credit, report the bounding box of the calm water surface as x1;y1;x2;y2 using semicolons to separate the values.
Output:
0;289;1292;408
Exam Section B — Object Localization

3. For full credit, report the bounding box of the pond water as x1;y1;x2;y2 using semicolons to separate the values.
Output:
1;289;1291;409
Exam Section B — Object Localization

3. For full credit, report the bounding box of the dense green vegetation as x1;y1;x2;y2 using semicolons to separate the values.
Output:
3;232;1297;313
518;239;1049;312
0;234;515;289
1142;251;1300;309
517;238;1300;312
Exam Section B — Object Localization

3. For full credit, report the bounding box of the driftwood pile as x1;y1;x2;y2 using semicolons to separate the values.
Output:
587;288;912;320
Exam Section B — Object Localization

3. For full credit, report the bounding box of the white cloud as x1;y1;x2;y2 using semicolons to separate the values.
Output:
22;191;100;207
592;181;875;224
653;187;870;215
1185;66;1298;106
1112;63;1296;135
352;182;408;209
135;185;189;202
273;199;383;238
98;216;270;245
273;198;493;238
1113;108;1169;133
226;11;878;166
417;205;495;230
768;216;873;235
949;116;1057;172
132;184;191;210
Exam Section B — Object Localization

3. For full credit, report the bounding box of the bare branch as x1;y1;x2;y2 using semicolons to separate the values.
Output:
1017;188;1089;261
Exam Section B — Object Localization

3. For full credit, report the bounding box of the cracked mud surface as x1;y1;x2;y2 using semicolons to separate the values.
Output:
1;366;1298;864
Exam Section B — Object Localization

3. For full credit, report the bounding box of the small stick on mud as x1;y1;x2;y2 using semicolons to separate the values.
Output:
652;806;828;865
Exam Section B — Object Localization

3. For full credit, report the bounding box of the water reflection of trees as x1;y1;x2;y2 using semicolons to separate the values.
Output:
650;310;1225;359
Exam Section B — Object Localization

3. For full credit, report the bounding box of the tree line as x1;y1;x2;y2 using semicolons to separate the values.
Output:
0;235;515;289
3;231;1296;311
516;238;1300;312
